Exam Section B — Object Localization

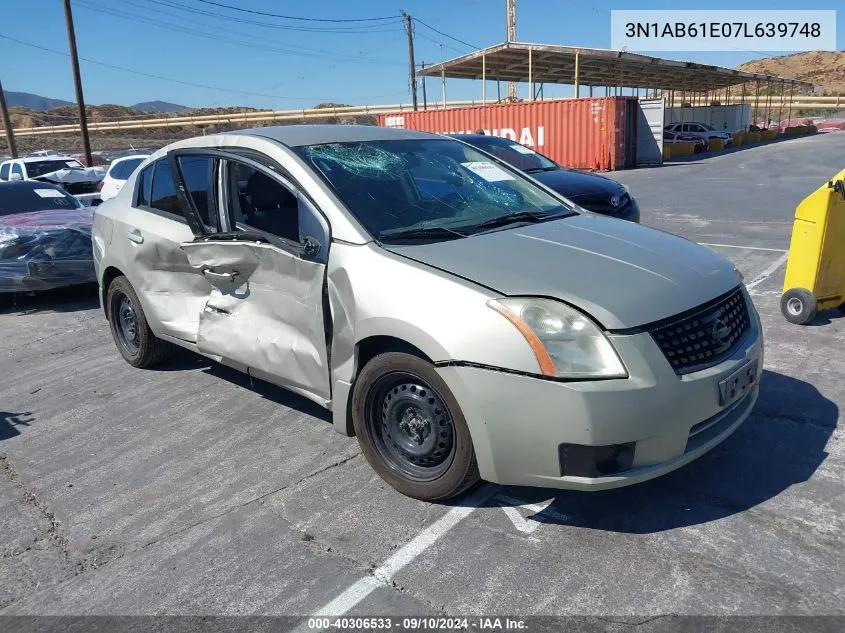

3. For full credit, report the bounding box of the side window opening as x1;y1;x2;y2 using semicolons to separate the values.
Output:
0;163;9;180
136;164;153;207
149;159;182;217
225;161;299;243
177;155;219;230
11;163;24;179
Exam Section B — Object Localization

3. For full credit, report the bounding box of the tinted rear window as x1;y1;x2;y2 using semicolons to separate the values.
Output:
114;157;144;181
0;184;82;215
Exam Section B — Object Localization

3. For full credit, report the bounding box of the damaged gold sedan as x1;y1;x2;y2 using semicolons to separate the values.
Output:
93;125;762;501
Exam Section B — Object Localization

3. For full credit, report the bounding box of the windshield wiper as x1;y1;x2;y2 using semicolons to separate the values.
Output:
523;166;558;173
379;226;468;243
469;210;574;234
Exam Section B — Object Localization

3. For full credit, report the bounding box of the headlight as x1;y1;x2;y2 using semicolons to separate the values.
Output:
620;182;630;193
488;297;627;379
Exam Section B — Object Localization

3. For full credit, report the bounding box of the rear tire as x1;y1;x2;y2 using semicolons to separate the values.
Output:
780;288;817;325
351;352;480;501
106;276;173;368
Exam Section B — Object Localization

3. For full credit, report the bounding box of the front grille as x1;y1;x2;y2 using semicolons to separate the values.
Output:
649;287;750;374
576;192;631;215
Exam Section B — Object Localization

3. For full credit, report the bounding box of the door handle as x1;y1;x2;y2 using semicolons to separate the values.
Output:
126;228;144;244
203;269;240;283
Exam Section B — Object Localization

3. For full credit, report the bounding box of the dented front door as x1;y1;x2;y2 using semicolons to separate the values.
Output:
180;240;331;400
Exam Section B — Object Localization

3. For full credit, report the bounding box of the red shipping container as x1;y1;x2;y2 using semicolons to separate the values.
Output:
379;97;635;171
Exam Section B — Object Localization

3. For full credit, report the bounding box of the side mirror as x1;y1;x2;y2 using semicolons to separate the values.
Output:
9;172;23;181
300;235;322;260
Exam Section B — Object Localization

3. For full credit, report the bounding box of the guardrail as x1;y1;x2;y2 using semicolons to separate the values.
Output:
3;95;842;138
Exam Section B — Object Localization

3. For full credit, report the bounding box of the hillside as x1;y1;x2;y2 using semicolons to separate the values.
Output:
737;51;845;94
131;100;189;113
5;91;74;110
5;102;376;154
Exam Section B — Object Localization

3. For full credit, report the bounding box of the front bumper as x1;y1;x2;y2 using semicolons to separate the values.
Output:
437;291;763;490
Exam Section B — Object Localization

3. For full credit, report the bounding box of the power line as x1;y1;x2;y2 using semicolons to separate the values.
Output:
0;33;371;103
74;1;403;67
414;31;467;56
136;0;403;33
194;0;398;22
412;17;480;50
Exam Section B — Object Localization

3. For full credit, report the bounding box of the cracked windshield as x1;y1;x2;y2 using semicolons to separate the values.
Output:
295;139;575;242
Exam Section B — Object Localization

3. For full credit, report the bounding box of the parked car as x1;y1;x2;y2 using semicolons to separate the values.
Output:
99;154;151;201
93;125;762;501
0;180;95;293
663;130;707;153
664;122;732;146
451;134;640;222
0;156;105;195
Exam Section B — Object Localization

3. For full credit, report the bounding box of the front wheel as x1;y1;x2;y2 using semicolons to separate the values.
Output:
351;352;479;501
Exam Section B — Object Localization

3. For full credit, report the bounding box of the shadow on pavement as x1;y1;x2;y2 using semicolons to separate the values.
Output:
0;283;99;316
456;369;837;533
0;411;35;441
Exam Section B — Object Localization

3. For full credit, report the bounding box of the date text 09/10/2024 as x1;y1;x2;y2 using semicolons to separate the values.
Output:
307;617;527;630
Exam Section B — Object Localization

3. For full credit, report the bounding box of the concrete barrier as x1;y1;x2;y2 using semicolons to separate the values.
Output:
669;142;696;157
731;133;744;146
746;131;761;143
662;144;672;160
709;138;726;151
761;130;778;141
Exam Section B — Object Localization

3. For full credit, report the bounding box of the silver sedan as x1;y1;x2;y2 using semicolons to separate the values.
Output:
92;125;763;500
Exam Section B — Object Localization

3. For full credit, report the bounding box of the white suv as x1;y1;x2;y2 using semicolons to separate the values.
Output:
99;154;150;201
664;122;733;146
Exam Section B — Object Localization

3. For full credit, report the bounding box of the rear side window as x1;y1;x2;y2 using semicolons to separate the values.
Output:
0;163;9;180
108;161;127;180
149;160;181;216
136;165;153;206
119;157;144;180
11;163;23;179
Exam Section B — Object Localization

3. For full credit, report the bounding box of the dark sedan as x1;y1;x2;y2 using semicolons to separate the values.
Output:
0;181;95;293
451;134;640;223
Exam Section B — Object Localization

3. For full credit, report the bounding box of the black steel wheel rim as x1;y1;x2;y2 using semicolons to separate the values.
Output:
111;291;139;355
365;371;456;482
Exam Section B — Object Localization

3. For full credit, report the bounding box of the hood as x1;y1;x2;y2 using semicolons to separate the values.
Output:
384;214;739;330
532;168;624;201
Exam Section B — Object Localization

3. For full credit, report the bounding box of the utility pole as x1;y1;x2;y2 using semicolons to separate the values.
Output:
63;0;93;166
401;11;418;111
506;0;517;101
421;62;427;110
0;79;18;158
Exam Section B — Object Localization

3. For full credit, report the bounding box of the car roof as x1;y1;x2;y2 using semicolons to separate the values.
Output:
111;153;151;162
9;155;80;163
450;134;500;141
233;124;439;147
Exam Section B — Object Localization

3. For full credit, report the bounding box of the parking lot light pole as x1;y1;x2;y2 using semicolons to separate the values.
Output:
0;79;18;158
63;0;93;167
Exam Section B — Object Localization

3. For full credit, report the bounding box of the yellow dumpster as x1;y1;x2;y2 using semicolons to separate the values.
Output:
732;133;744;147
662;144;672;160
709;138;726;151
781;168;845;324
761;130;777;141
670;142;696;157
746;131;761;143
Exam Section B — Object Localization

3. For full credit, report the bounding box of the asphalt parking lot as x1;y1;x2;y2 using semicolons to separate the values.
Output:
1;132;843;625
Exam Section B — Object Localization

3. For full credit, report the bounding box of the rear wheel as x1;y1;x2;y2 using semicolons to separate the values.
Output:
351;352;479;501
106;276;173;367
780;288;817;325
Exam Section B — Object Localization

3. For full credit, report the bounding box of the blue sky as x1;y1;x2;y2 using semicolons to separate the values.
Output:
1;0;841;109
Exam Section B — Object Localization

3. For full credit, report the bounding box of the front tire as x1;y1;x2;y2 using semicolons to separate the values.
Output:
351;352;479;501
106;276;173;368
